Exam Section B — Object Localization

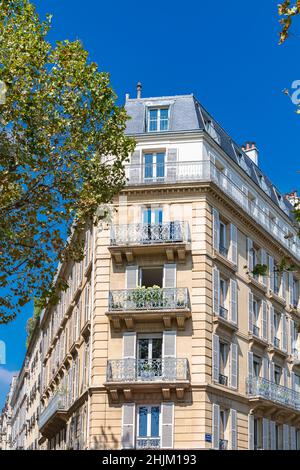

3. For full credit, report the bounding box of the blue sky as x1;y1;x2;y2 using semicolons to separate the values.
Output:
1;0;300;407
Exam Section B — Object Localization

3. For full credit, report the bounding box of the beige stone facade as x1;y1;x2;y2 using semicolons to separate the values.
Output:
2;92;300;450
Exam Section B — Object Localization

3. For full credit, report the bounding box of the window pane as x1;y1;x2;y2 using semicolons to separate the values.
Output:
149;110;158;132
152;338;162;359
144;154;153;179
138;407;148;437
156;153;165;178
160;109;169;131
138;339;149;359
151;406;160;437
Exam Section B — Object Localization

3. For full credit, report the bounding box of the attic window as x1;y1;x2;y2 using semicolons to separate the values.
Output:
239;154;251;176
147;108;169;132
259;175;271;196
205;121;221;145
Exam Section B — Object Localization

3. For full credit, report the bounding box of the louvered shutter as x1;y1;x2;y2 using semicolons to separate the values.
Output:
212;334;220;383
281;272;287;301
230;343;238;389
248;351;254;378
263;356;269;380
161;402;174;449
212;208;220;251
123;332;136;381
163;331;176;380
290;427;296;450
269;256;275;292
289;273;294;306
212;404;220;450
291;371;295;391
230;279;237;324
282;313;287;352
248;291;254;333
166;149;177;182
129;150;141;184
269;305;274;346
163;264;176;288
229;224;238;265
230;409;237;450
213;266;220;315
270;361;275;383
247;238;254;274
248;414;254;450
262;418;269;450
283;424;289;450
261;249;267;286
262;300;268;341
122;403;135;449
290;319;295;356
283;367;288;388
270;421;276;450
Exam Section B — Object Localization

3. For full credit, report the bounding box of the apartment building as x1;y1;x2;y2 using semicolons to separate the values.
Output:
10;358;28;449
3;87;300;450
0;377;16;450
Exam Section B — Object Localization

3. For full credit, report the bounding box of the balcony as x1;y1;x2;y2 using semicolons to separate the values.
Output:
109;222;190;264
125;160;300;261
38;392;68;438
252;325;260;338
213;306;237;333
136;437;161;449
107;287;191;330
218;374;228;387
247;376;300;412
105;358;190;401
219;244;228;259
219;439;228;450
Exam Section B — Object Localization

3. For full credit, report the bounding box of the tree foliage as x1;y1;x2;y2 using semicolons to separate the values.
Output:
0;0;135;323
279;1;300;43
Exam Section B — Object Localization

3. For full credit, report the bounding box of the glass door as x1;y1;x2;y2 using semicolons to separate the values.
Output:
137;337;162;380
144;153;165;182
136;405;160;449
142;208;163;243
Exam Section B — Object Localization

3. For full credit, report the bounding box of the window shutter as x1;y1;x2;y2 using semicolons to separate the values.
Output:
283;424;289;450
129;150;141;184
248;351;254;378
212;208;220;252
212;334;220;383
229;224;238;265
126;266;139;289
163;264;176;288
269;256;275;293
291;371;295;391
290;319;295;355
230;279;237;325
262;300;268;341
122;403;135;449
212;404;220;450
213;266;220;315
247;238;254;274
270;421;276;450
269;305;274;346
261;249;267;286
123;332;136;359
282;313;287;352
230;343;238;389
161;402;174;449
262;418;269;450
230;409;237;450
248;414;254;450
281;272;287;301
283;367;288;388
248;291;254;333
166;149;177;181
289;272;294;306
163;331;176;358
262;356;269;380
270;361;275;383
290;427;296;450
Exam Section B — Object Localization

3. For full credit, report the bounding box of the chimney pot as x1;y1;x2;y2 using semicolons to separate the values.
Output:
136;81;142;99
242;141;259;165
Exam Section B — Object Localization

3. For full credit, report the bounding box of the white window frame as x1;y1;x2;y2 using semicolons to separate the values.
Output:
147;108;169;132
136;404;161;443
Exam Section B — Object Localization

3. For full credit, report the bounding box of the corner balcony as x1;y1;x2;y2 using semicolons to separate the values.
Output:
247;376;300;413
38;392;68;438
109;221;190;264
106;287;191;330
125;160;300;261
105;358;190;401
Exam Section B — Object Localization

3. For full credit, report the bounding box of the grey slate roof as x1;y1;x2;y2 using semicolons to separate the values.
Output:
124;93;294;221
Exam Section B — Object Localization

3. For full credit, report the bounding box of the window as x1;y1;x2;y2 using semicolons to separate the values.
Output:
144;153;165;181
295;374;300;393
252;298;260;337
219;409;229;449
275;424;283;450
253;356;261;378
137;335;163;379
219;342;229;385
254;417;263;450
273;313;280;346
219;278;228;319
140;267;163;288
147;108;169;132
219;221;228;257
136;405;160;449
274;365;282;385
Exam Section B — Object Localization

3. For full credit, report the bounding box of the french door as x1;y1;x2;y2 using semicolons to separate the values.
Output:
137;336;163;380
142;208;163;243
136;405;160;449
144;153;165;182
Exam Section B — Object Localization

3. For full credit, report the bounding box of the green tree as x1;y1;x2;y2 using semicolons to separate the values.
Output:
279;1;300;44
0;0;135;323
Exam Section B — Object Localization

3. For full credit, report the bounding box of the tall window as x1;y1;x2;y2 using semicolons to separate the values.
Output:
144;153;165;181
137;405;160;448
148;108;169;132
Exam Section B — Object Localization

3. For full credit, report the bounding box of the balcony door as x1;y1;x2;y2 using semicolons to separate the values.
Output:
137;335;163;380
142;208;163;243
136;405;160;449
144;153;165;182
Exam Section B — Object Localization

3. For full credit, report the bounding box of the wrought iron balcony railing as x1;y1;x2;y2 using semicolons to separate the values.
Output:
246;376;300;410
252;325;260;337
219;439;228;450
136;437;161;449
106;358;189;382
109;287;190;312
219;374;228;386
219;306;228;320
125;160;300;261
110;221;189;246
38;392;67;430
219;244;228;258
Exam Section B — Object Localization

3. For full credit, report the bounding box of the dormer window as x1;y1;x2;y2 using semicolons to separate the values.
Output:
147;108;169;132
205;120;221;145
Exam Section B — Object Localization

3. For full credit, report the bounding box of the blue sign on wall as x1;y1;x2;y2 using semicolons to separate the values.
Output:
205;433;212;443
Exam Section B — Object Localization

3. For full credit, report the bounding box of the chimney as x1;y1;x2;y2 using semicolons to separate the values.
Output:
136;81;142;99
125;93;130;101
242;142;259;166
